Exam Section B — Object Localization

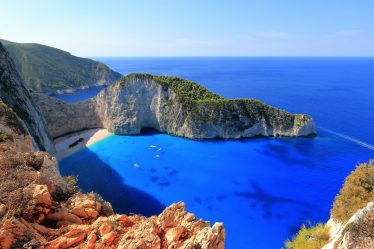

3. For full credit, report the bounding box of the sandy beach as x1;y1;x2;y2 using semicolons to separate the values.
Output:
54;128;112;160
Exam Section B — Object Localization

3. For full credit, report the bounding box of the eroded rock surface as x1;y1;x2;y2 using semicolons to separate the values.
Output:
0;106;225;249
322;202;374;249
0;42;54;153
34;74;316;139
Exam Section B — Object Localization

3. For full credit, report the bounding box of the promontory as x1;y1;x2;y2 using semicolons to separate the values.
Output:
33;74;317;140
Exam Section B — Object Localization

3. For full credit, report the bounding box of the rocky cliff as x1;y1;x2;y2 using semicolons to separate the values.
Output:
321;161;374;249
34;74;316;139
0;103;225;248
322;202;374;249
0;42;54;153
1;39;122;95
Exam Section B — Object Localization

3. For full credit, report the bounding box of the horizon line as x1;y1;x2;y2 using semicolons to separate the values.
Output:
88;55;374;58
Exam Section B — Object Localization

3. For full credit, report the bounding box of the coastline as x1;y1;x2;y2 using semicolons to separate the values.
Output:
54;128;111;160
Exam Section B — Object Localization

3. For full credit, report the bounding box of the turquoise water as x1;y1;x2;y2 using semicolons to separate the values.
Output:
58;58;374;248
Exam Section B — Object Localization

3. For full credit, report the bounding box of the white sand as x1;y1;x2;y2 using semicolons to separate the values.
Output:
54;128;111;160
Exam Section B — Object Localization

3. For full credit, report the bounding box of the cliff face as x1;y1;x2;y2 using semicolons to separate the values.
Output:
0;42;54;152
34;74;316;139
0;39;122;95
321;161;374;249
322;202;374;249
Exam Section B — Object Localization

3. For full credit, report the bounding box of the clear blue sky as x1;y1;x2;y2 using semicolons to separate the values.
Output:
1;0;374;56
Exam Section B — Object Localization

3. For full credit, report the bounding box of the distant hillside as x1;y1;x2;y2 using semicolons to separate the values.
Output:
0;39;122;94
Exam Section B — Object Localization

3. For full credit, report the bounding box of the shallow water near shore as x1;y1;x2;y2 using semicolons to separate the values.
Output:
58;57;374;249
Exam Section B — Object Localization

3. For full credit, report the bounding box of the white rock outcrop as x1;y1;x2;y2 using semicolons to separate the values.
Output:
322;202;374;249
34;74;316;140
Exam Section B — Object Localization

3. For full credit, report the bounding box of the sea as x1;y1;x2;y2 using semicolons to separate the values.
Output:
57;57;374;249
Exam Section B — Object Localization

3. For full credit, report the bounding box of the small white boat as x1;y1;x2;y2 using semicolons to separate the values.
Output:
133;163;140;168
149;145;157;148
155;155;160;158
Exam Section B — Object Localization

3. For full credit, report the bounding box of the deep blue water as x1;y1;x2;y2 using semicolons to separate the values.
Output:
52;85;107;103
58;58;374;249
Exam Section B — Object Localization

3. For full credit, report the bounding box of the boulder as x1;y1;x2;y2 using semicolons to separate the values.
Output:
0;204;7;218
24;184;53;223
67;193;101;220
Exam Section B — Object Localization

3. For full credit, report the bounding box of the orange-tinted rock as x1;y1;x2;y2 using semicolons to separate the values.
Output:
67;193;101;220
46;228;87;249
117;214;133;226
1;200;225;249
98;222;113;237
86;232;97;249
117;219;161;249
101;231;117;245
0;218;48;249
26;184;53;222
47;207;83;225
165;226;188;244
0;204;7;218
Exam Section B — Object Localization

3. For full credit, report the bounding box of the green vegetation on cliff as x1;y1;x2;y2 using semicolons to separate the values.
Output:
284;223;330;249
125;73;223;106
125;73;311;129
0;39;121;94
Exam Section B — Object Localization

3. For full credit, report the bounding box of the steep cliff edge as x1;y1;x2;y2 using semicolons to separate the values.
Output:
34;73;316;139
322;202;374;249
1;39;122;95
0;42;54;152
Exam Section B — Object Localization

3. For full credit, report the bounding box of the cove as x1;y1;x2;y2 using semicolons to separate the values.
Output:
59;129;372;249
57;57;374;248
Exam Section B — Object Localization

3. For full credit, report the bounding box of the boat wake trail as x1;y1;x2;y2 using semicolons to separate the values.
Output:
319;127;374;151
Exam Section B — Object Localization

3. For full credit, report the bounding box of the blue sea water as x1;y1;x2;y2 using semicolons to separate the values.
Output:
57;57;374;249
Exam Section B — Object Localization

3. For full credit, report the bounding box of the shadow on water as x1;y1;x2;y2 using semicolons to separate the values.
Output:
59;148;165;217
255;138;335;171
235;181;314;219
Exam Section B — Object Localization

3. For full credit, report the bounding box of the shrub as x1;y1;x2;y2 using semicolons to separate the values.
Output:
284;223;330;249
6;188;32;219
23;152;45;170
122;74;302;127
90;191;113;216
331;161;374;222
124;73;223;110
52;175;80;202
0;132;8;143
0;151;47;219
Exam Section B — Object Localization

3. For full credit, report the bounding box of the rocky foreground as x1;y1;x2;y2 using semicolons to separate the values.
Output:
33;74;316;140
0;101;224;249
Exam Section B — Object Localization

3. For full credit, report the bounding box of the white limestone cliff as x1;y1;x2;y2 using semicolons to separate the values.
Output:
33;74;316;140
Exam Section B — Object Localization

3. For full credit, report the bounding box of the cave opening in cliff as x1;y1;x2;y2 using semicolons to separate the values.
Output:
140;127;160;135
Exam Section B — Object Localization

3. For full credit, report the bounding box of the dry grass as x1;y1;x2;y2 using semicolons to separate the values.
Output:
331;161;374;222
0;152;43;219
284;223;330;249
52;175;80;202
